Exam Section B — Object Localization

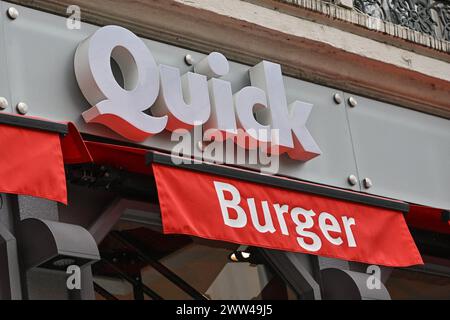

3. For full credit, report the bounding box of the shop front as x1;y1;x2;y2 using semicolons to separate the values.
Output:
0;2;448;300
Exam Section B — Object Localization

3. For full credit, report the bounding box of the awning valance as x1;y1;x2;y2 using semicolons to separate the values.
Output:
17;121;441;267
147;154;423;267
63;141;427;267
0;114;90;204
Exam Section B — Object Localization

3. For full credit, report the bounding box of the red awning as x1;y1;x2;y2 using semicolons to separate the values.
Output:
61;140;426;267
82;141;149;175
1;116;439;268
407;205;450;235
0;114;90;204
150;159;423;267
26;123;436;267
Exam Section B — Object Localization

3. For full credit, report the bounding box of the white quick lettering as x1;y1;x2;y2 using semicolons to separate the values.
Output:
74;25;321;161
213;181;357;252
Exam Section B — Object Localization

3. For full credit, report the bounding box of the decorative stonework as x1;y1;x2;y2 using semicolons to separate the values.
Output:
389;0;437;35
354;0;450;41
361;0;450;41
433;1;450;40
354;0;385;19
276;0;450;52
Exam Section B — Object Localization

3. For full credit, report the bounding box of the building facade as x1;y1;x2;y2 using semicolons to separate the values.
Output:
0;0;448;300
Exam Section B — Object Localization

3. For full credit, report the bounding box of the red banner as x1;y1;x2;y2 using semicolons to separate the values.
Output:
0;124;67;204
153;163;423;267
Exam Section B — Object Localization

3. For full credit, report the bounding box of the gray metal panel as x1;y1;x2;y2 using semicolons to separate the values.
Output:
0;195;13;232
19;218;100;269
259;249;321;299
2;3;360;191
0;3;13;113
345;93;450;210
0;222;22;300
26;269;68;300
321;268;391;300
1;3;96;122
277;79;359;190
1;3;201;157
79;266;95;300
16;196;58;221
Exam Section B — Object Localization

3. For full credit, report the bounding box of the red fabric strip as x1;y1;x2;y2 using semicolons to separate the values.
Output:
152;163;423;267
0;124;67;204
60;122;93;164
84;141;149;175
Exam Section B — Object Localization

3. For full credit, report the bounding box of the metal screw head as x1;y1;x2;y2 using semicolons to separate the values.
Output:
0;97;8;110
7;7;19;20
347;174;358;186
363;177;373;189
197;141;205;152
184;54;195;66
16;102;28;115
348;97;357;108
333;93;342;104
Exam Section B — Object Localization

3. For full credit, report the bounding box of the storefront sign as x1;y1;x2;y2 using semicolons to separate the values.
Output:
74;26;321;161
152;163;423;267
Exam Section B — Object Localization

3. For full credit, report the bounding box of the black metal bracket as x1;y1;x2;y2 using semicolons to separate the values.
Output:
66;163;158;202
146;152;409;213
0;113;68;135
100;258;163;300
93;282;119;300
111;231;209;300
257;249;320;300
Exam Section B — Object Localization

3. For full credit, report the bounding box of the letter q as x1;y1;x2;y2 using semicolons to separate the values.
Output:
74;25;167;141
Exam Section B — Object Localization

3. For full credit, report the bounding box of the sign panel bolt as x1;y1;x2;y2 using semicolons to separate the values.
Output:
333;93;342;104
347;174;358;186
348;97;357;107
363;178;373;189
7;7;19;20
16;102;28;115
197;141;205;152
0;97;8;110
184;54;195;66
